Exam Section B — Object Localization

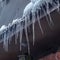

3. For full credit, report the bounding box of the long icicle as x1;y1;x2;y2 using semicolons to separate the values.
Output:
57;0;60;12
6;32;9;51
42;4;53;28
14;24;18;44
37;9;44;34
25;16;30;55
3;32;6;51
46;3;54;27
3;31;8;51
8;23;12;44
15;32;18;45
32;13;35;46
20;22;23;51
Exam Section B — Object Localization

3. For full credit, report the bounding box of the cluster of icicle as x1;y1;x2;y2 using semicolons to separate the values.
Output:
0;0;60;54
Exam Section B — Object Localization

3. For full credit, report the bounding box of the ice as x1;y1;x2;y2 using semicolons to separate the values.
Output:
19;19;23;51
0;25;8;51
12;19;19;44
15;32;18;44
8;23;12;44
33;0;54;28
32;0;42;13
20;29;23;51
23;2;33;35
0;25;7;32
25;17;30;55
3;32;8;51
32;13;35;46
12;18;19;25
32;20;35;46
32;0;44;34
20;26;23;51
32;0;44;45
42;0;54;27
41;4;52;28
23;2;33;17
37;10;44;34
57;0;60;12
46;3;54;27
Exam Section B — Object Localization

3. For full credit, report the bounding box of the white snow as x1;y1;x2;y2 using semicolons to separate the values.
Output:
12;18;19;25
23;2;33;17
0;25;7;32
32;0;44;13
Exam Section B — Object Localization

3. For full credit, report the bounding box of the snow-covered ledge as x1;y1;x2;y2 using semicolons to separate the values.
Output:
0;0;59;52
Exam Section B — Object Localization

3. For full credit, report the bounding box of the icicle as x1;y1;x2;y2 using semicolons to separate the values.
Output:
12;19;19;44
8;30;12;45
20;29;23;51
57;0;60;13
37;9;44;34
15;32;18;44
0;25;8;51
6;32;9;52
8;23;12;44
3;32;7;51
14;24;18;45
3;29;8;52
42;4;53;28
8;37;11;44
25;17;30;55
32;13;35;46
46;3;54;27
23;2;33;18
31;0;38;3
20;21;23;51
